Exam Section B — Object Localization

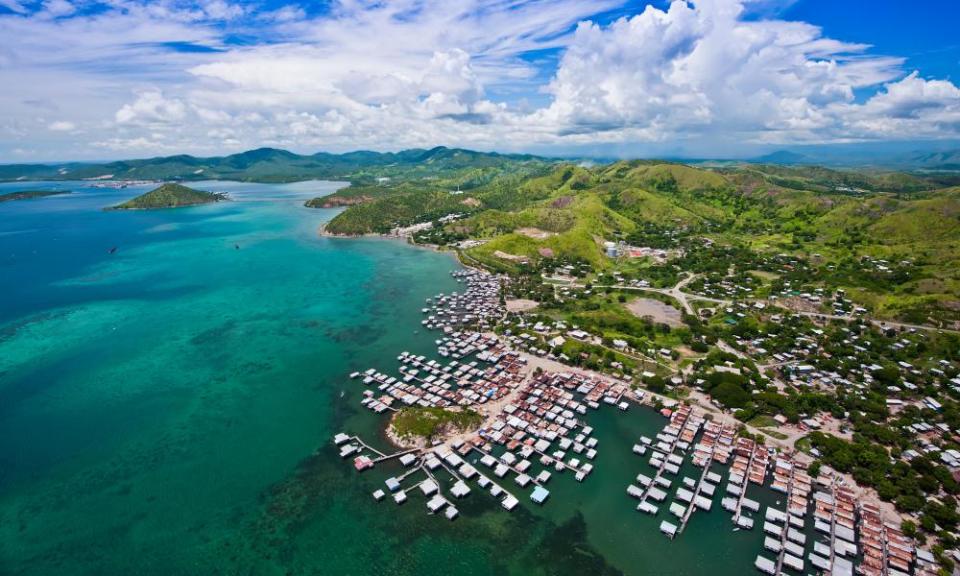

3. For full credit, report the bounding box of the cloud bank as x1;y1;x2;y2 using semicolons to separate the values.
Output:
0;0;958;160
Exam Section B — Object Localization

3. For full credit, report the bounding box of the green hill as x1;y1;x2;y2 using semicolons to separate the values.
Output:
318;158;960;324
108;183;227;210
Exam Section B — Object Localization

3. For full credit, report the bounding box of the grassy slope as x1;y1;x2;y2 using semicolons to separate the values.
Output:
813;187;960;319
320;158;555;234
322;157;959;321
462;169;638;270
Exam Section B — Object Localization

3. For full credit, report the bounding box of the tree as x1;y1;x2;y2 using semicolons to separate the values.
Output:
808;461;821;478
901;520;917;539
896;493;925;513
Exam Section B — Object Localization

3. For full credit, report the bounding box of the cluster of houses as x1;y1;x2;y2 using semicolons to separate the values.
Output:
807;470;942;576
340;342;646;520
716;309;960;480
421;269;504;334
334;243;960;573
352;338;525;414
859;255;912;275
687;253;809;298
603;240;678;263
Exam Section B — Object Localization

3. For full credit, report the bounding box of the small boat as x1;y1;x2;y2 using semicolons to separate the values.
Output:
108;246;117;254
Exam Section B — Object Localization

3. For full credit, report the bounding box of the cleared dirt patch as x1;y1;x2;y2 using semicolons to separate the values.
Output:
516;227;555;240
748;270;780;281
506;298;539;312
625;297;683;327
778;296;821;314
494;250;529;263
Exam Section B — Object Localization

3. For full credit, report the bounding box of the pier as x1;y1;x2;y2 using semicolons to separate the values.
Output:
813;475;857;576
770;459;802;576
729;437;763;529
675;421;728;536
627;405;705;534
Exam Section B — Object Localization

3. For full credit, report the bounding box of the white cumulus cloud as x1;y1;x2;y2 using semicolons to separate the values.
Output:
47;120;76;131
534;0;937;145
0;0;958;160
115;91;188;124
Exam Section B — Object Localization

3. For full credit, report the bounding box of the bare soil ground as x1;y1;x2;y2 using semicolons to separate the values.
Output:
494;250;528;262
505;298;539;312
516;227;555;240
625;297;684;327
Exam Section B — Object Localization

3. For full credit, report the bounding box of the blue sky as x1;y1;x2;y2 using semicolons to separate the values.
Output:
0;0;958;161
783;1;959;83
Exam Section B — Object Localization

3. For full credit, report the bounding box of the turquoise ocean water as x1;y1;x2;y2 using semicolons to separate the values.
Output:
0;181;781;575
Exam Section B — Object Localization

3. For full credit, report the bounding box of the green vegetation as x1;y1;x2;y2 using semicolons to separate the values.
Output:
324;189;473;235
318;154;553;234
8;145;960;558
390;407;483;441
809;432;959;517
0;189;70;202
314;157;960;324
107;183;227;210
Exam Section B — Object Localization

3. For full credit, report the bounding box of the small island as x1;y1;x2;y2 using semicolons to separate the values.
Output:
107;183;227;210
386;406;483;448
0;189;70;203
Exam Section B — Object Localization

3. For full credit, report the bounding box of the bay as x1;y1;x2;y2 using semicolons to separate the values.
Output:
0;180;774;575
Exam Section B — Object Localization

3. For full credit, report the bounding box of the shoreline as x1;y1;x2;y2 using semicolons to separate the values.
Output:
327;225;917;529
382;411;427;451
317;223;487;272
492;334;914;526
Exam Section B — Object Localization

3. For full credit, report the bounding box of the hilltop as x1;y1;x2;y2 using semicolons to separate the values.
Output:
107;183;227;210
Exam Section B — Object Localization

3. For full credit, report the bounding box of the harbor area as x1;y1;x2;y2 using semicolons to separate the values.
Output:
332;269;938;576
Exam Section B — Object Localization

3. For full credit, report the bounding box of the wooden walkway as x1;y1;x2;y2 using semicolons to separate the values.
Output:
732;446;757;524
676;433;723;536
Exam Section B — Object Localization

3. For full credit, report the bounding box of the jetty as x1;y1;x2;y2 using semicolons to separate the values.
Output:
859;500;916;576
627;405;704;534
327;250;942;576
766;457;810;575
813;475;857;576
726;437;767;530
675;420;729;535
339;346;656;521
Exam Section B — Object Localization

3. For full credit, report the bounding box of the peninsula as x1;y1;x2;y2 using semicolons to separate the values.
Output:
107;183;227;210
0;189;70;203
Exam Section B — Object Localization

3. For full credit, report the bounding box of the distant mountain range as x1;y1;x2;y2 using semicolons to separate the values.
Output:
751;147;960;170
0;146;548;183
3;145;959;184
905;150;960;170
752;150;812;165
